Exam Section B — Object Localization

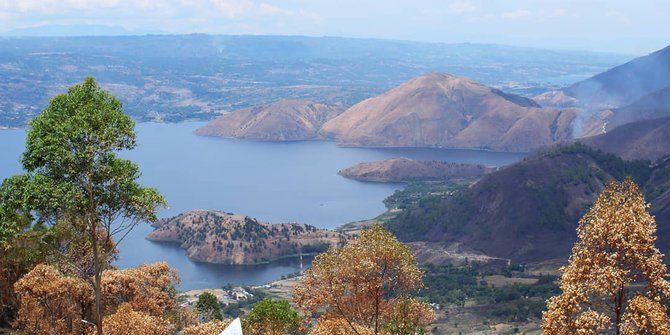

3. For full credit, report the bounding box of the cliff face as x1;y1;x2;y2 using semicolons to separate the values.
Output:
338;158;493;183
195;100;344;141
321;73;576;152
147;210;347;264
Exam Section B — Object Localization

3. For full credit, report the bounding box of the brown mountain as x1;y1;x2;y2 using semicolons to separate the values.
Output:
338;158;493;183
195;100;344;141
321;73;577;152
580;116;670;161
147;210;347;264
387;144;670;264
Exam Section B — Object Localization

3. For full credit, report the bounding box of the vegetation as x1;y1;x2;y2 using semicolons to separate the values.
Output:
220;286;269;318
294;224;435;334
543;178;670;334
242;298;303;335
195;292;222;322
420;263;560;321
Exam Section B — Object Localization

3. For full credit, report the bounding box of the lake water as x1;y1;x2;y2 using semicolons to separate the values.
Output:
0;122;524;290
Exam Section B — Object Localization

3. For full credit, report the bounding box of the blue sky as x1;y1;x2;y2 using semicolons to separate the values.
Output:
0;0;668;55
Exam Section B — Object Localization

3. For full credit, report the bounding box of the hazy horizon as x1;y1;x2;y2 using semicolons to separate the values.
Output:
0;0;668;55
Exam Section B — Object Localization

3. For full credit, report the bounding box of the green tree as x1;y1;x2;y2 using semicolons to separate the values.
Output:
242;299;302;335
0;77;166;334
195;292;223;322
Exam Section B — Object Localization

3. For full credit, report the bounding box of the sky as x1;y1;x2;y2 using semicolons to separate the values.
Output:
0;0;668;55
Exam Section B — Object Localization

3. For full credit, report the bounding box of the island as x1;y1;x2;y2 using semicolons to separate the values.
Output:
147;210;348;264
338;157;494;183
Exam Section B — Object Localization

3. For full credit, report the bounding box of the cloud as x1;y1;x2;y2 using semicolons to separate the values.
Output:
502;9;531;20
447;0;478;14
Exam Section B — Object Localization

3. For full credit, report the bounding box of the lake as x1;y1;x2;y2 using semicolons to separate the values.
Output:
0;122;524;290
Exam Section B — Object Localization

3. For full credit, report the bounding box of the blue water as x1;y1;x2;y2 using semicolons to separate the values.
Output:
0;122;524;290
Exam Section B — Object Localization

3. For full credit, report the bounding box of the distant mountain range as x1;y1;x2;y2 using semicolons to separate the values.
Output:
199;73;577;152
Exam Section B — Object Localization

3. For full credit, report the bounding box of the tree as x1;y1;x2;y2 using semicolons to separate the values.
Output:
293;224;435;335
2;77;166;334
195;291;223;322
242;298;302;335
542;178;670;335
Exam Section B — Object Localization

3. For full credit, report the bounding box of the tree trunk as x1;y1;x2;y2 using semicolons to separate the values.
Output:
614;285;624;335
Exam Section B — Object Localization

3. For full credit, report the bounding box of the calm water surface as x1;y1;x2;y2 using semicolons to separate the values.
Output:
0;122;524;290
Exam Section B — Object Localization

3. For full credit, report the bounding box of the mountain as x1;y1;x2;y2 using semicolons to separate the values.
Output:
321;73;577;152
580;116;670;161
147;210;347;264
338;158;493;183
194;100;344;141
564;44;670;107
386;143;670;264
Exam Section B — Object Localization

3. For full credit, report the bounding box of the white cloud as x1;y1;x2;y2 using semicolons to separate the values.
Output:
447;0;478;14
553;8;567;17
502;9;531;20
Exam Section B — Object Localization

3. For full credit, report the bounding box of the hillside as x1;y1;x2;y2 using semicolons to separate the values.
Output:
580;116;670;161
386;144;669;264
194;100;344;141
147;210;347;264
564;44;670;107
338;158;493;183
321;73;578;152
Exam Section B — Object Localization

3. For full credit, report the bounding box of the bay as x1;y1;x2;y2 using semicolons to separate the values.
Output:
0;122;524;290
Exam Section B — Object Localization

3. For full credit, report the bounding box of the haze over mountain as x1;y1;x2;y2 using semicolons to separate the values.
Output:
321;73;577;152
563;45;670;108
0;35;628;128
195;100;344;141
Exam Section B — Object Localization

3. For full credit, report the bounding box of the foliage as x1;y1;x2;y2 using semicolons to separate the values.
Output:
11;262;180;335
220;287;269;318
195;292;223;321
0;77;167;334
294;224;435;335
102;303;174;335
242;298;302;335
542;178;670;334
180;319;232;335
12;263;94;334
